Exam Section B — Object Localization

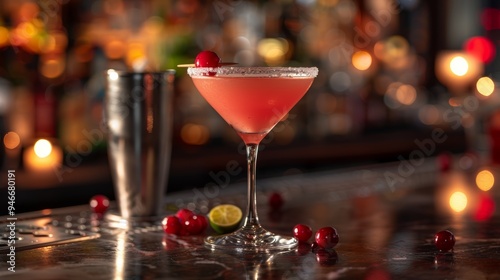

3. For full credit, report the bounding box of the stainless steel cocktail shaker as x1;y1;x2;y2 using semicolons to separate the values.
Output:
104;70;175;221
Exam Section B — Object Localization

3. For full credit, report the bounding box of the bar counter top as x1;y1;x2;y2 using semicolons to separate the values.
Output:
1;156;499;279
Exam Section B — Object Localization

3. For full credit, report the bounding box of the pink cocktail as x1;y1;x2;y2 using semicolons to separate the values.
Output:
188;66;318;251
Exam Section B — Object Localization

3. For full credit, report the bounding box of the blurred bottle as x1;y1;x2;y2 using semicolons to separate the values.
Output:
33;75;57;138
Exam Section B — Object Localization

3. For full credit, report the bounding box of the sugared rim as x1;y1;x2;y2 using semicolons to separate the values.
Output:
187;66;318;77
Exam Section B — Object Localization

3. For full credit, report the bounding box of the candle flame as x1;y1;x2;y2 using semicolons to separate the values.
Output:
34;139;52;158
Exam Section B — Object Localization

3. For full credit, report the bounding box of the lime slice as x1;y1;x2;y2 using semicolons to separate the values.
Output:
208;204;243;234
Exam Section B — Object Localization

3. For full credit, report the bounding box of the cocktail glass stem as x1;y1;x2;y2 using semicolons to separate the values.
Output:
242;143;261;229
204;141;298;251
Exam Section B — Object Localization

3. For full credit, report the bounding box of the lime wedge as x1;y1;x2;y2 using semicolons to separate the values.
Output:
208;204;243;234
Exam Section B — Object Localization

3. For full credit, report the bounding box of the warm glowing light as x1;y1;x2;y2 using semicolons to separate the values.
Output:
476;77;495;97
4;132;21;150
257;38;289;66
352;51;372;71
0;26;9;47
75;43;94;63
448;97;462;107
40;57;65;78
24;142;62;172
385;36;409;58
107;69;119;81
180;123;210;145
449;56;469;76
449;191;468;212
376;36;410;68
126;42;146;67
395;84;417;105
105;40;126;59
18;22;37;39
19;3;40;21
41;32;68;54
435;51;483;93
34;139;52;158
143;16;164;35
464;36;496;63
476;169;494;191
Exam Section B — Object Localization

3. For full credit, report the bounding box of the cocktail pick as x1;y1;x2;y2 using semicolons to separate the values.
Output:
177;62;238;67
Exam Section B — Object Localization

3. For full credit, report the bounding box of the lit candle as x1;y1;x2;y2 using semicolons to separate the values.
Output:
23;139;62;173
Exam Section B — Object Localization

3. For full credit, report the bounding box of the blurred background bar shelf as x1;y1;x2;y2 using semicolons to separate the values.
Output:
0;0;499;214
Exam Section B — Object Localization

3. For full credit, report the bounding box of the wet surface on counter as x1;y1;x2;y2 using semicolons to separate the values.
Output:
1;158;500;279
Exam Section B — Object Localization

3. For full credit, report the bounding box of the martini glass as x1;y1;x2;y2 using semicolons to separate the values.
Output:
188;66;318;252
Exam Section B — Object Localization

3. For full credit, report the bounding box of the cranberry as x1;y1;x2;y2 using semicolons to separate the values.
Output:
89;195;110;215
162;215;181;234
269;192;284;210
315;227;339;249
194;50;221;68
175;208;194;222
293;224;313;243
183;214;206;235
434;230;455;252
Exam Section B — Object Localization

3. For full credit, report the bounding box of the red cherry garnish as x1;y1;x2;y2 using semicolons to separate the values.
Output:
195;50;221;68
269;192;284;210
434;230;455;252
293;224;313;242
162;215;181;235
315;227;339;249
175;208;194;222
89;195;110;215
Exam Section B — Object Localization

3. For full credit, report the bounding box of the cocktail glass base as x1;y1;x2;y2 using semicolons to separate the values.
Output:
205;225;297;252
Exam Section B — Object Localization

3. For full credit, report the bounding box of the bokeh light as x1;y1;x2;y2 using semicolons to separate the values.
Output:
257;38;289;66
107;69;119;81
464;36;496;63
105;39;126;59
395;84;417;105
352;50;372;71
449;191;468;213
0;27;9;47
476;77;495;97
40;56;66;78
375;36;410;68
180;123;210;145
19;2;40;21
474;194;495;221
126;42;146;68
4;132;21;150
436;51;483;92
34;139;52;158
449;56;468;76
418;105;440;125
476;169;494;191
